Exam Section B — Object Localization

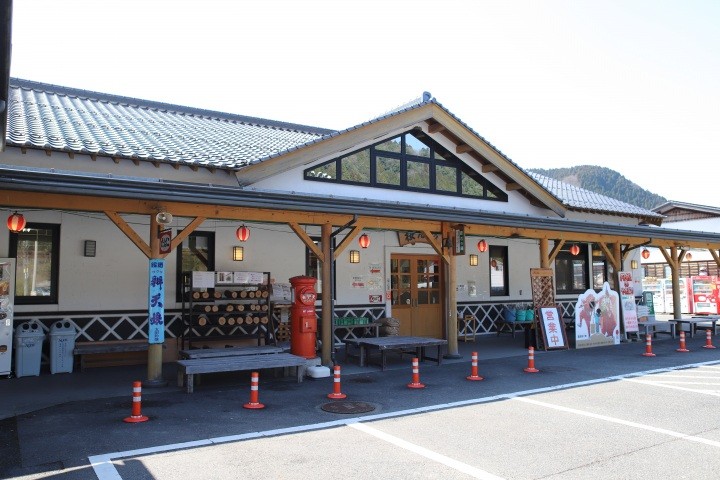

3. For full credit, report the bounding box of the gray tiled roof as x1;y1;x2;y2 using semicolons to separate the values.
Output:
4;78;661;221
528;172;663;220
6;78;335;169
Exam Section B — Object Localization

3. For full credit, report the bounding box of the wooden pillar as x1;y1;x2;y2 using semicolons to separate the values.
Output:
146;214;166;387
444;224;460;358
670;246;681;320
320;223;333;365
539;238;550;268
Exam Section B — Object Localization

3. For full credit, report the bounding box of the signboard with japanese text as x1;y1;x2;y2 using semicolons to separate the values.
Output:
538;306;569;350
618;271;639;333
453;225;465;256
148;259;165;344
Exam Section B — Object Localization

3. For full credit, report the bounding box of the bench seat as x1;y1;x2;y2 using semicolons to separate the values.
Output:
73;340;151;371
177;352;307;393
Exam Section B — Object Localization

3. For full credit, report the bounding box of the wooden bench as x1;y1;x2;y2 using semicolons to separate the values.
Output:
176;352;308;393
73;340;151;371
178;345;283;360
345;336;448;371
672;318;718;338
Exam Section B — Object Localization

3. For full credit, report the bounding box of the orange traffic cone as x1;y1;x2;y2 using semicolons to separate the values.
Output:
702;329;716;349
407;357;426;389
524;346;539;373
642;333;656;357
243;371;265;409
123;381;149;423
466;352;484;381
327;365;347;399
676;331;690;352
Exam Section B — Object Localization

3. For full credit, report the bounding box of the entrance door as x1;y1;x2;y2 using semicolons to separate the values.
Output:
390;254;443;337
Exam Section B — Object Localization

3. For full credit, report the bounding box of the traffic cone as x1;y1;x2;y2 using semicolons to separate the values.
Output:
524;346;539;373
327;365;347;399
702;329;716;349
466;352;484;381
642;333;656;357
243;371;265;409
123;381;149;423
676;331;690;352
407;357;426;389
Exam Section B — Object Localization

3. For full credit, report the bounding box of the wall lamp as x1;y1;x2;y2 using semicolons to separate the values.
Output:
469;254;478;266
349;250;360;263
233;246;244;261
630;259;638;269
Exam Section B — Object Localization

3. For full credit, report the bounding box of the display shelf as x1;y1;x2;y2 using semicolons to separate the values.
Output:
181;271;275;350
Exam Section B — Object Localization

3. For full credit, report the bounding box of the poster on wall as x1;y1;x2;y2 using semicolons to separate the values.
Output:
618;271;639;334
574;282;621;349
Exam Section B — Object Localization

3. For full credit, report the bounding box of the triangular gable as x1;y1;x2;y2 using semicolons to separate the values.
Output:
235;101;568;217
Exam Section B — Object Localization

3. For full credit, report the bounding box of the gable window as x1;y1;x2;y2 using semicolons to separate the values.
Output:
555;244;588;294
304;129;507;201
9;224;60;305
489;245;509;296
176;231;215;302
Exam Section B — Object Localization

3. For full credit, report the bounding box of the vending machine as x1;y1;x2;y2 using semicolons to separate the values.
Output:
689;276;720;315
641;277;665;313
663;277;692;314
0;259;16;376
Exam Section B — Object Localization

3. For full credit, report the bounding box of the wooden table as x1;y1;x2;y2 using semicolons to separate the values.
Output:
344;336;447;371
637;320;676;339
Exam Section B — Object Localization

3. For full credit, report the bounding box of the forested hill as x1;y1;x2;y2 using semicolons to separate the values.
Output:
527;165;666;210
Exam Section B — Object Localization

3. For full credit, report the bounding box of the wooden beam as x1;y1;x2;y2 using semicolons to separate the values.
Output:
422;229;445;259
710;249;720;267
427;122;445;134
162;216;207;258
456;143;473;154
505;182;522;191
597;242;619;271
288;222;323;259
548;239;565;263
333;218;369;260
481;164;498;173
104;211;152;259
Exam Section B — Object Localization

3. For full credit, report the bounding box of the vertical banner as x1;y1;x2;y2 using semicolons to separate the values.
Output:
148;259;165;344
618;271;638;333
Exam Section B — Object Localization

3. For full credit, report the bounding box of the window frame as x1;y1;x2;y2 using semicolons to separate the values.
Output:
304;129;507;202
554;244;589;295
9;223;60;305
489;245;509;297
175;231;215;302
305;236;335;301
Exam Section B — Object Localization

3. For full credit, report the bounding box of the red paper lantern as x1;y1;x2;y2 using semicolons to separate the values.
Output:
477;239;488;253
235;225;250;242
569;244;580;256
358;233;370;249
641;248;650;260
7;212;26;233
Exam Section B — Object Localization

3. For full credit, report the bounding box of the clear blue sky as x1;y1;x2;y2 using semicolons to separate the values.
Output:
9;0;720;207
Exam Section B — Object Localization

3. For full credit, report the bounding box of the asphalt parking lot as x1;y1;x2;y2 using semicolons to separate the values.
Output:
3;334;720;479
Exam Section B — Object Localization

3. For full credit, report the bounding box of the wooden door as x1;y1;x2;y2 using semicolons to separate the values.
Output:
390;254;443;337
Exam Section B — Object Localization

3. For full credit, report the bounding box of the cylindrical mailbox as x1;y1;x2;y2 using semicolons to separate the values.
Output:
289;275;318;359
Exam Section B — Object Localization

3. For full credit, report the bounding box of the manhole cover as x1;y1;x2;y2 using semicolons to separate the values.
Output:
321;401;376;414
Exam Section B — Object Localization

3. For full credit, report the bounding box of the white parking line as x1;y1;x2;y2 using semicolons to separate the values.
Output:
349;422;505;480
513;396;720;448
624;377;720;396
89;359;720;480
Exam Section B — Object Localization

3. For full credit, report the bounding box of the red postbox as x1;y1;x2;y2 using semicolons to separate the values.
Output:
289;275;318;359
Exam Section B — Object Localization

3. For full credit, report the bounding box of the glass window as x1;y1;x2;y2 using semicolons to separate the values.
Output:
435;165;458;192
489;245;509;296
10;224;60;304
555;244;588;294
306;161;337;180
407;160;430;189
376;156;401;186
405;133;431;157
176;231;215;302
339;150;370;184
304;129;508;201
